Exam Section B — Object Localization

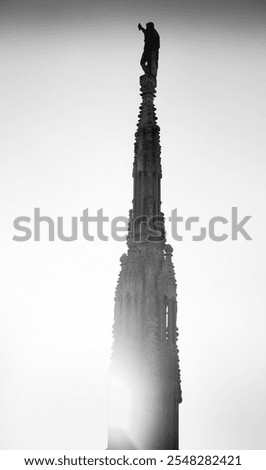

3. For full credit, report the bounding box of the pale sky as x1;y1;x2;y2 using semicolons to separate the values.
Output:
1;0;266;449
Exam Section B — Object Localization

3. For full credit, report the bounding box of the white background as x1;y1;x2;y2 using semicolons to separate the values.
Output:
1;0;266;449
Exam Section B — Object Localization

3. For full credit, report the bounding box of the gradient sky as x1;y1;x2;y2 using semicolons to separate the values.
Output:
1;0;266;450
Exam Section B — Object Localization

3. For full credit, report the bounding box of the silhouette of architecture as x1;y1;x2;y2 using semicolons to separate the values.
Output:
108;24;182;450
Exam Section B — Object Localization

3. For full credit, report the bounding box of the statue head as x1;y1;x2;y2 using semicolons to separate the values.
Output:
146;22;154;30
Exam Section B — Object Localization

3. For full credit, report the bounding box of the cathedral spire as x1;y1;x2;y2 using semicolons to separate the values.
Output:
129;74;164;244
108;25;182;450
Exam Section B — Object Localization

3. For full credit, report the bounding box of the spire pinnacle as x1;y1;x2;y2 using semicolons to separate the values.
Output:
108;30;182;450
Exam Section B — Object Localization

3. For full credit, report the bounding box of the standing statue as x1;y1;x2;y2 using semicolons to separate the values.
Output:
138;22;160;79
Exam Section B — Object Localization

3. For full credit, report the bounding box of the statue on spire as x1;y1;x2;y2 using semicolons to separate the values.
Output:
138;22;160;79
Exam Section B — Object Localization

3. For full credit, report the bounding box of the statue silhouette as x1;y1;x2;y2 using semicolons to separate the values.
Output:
138;22;160;79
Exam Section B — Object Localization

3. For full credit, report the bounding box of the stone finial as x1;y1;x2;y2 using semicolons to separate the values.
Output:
120;253;128;265
165;244;173;255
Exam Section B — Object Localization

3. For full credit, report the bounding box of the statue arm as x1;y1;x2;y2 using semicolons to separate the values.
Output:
138;23;146;33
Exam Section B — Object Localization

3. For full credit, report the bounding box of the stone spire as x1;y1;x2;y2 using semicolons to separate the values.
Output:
108;68;182;450
129;75;164;244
